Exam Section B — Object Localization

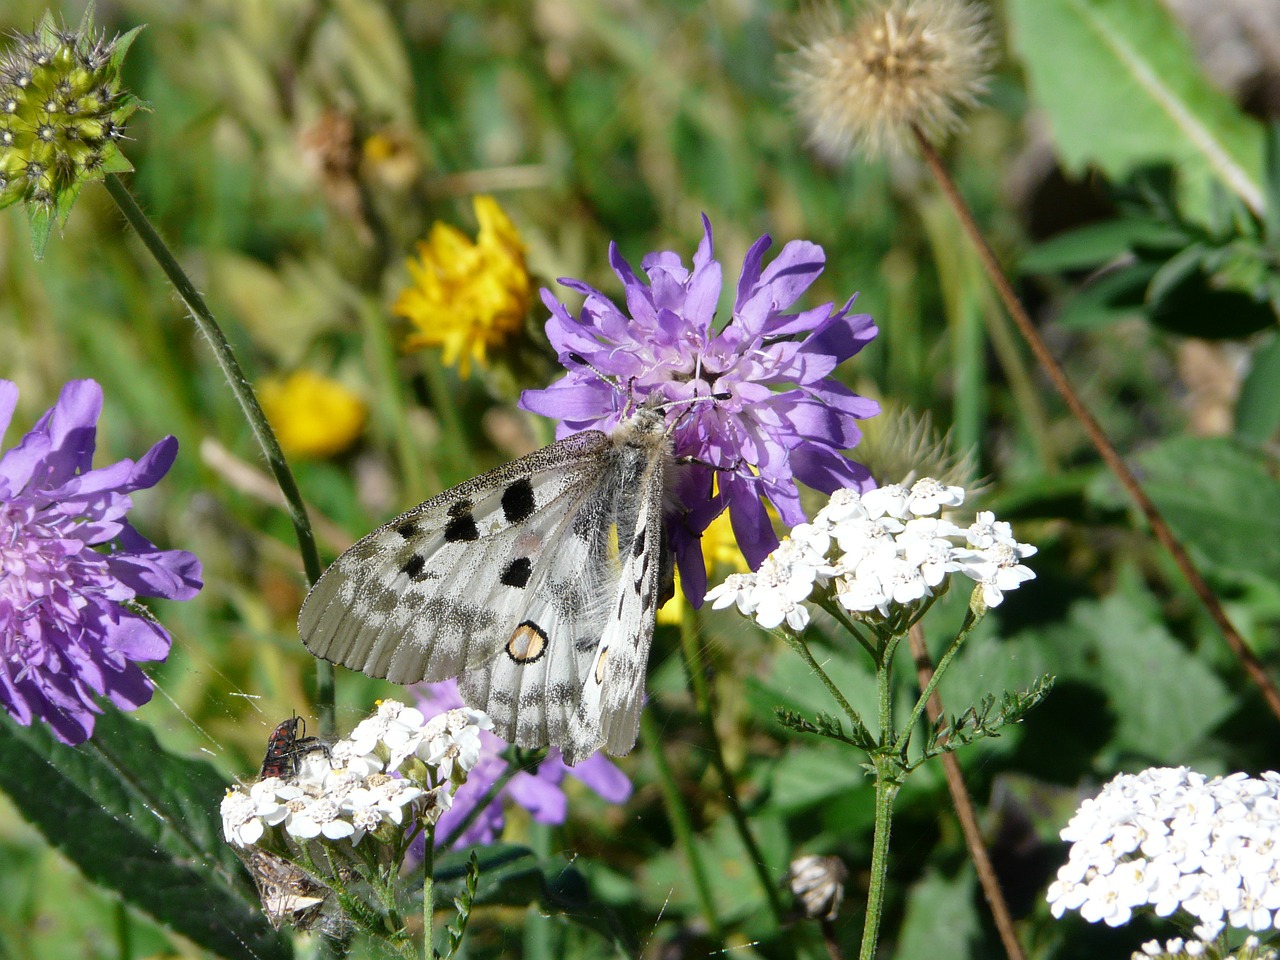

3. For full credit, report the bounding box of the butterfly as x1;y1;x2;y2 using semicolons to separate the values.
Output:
297;404;678;765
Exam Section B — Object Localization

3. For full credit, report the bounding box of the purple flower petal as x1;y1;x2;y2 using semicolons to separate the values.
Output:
517;216;877;598
569;752;633;803
507;770;568;825
0;381;200;744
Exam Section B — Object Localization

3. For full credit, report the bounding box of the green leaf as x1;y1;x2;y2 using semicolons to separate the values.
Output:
895;867;980;960
1019;218;1183;273
0;711;290;960
433;844;635;951
26;205;54;262
1055;261;1155;330
1236;334;1280;443
1045;576;1233;758
1127;437;1280;583
765;742;868;813
641;811;788;926
1006;0;1265;215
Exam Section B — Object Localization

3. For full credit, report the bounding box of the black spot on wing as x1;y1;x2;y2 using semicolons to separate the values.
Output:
402;554;427;580
445;511;479;543
500;557;532;588
501;478;536;524
397;522;417;539
632;528;646;557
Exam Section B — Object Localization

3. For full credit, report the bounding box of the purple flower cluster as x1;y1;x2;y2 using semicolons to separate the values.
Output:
0;380;201;744
521;216;879;600
415;680;631;847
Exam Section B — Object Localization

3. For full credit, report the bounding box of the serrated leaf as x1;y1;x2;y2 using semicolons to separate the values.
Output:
0;711;290;960
1007;0;1265;215
1131;437;1280;582
1042;576;1233;758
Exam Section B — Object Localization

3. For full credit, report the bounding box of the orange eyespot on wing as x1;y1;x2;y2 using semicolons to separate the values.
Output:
506;621;549;664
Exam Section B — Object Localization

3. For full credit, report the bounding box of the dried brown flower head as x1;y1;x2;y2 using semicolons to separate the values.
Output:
785;0;995;159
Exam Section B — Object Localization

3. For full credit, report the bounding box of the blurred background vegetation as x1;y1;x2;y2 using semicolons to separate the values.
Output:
3;0;1280;957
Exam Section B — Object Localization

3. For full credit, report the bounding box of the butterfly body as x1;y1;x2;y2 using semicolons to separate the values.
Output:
298;407;674;764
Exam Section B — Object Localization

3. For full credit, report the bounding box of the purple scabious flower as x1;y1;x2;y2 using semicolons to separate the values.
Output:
520;216;880;601
0;380;202;745
415;681;631;848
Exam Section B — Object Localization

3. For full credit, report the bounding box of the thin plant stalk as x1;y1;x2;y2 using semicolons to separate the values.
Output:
103;173;335;734
422;825;436;960
639;712;723;941
678;607;788;927
908;623;1025;960
911;124;1280;725
858;646;903;960
893;607;978;755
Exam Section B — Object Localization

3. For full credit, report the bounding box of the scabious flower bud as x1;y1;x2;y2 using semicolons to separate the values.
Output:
784;0;995;159
0;7;142;244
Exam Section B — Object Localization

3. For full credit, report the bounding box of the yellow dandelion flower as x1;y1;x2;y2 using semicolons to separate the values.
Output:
659;507;753;626
393;195;532;378
259;371;367;459
784;0;995;159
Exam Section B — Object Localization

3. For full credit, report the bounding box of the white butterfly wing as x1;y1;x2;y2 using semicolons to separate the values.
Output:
565;416;670;763
299;432;616;744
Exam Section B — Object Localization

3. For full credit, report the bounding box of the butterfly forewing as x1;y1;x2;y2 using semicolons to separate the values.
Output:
300;432;612;683
299;410;674;765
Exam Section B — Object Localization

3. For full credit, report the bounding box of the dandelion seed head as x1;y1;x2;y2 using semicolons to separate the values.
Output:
785;0;995;160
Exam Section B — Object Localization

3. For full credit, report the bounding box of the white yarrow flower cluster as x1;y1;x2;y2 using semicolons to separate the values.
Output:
705;478;1036;627
221;700;494;851
1047;767;1280;942
1133;935;1278;960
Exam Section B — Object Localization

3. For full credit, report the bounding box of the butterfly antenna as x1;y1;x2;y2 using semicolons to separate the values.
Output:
568;352;641;416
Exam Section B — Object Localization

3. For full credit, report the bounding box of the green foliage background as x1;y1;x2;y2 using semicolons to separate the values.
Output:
2;0;1279;957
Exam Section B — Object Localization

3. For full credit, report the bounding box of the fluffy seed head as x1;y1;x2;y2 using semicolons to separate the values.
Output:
785;0;995;159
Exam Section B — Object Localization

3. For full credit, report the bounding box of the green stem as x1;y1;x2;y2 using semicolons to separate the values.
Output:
423;823;436;960
639;711;722;942
858;767;900;960
103;174;334;735
782;630;863;733
893;606;980;757
678;609;788;928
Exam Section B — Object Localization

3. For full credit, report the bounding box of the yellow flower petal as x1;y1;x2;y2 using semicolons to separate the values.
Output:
394;195;532;378
259;371;367;459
